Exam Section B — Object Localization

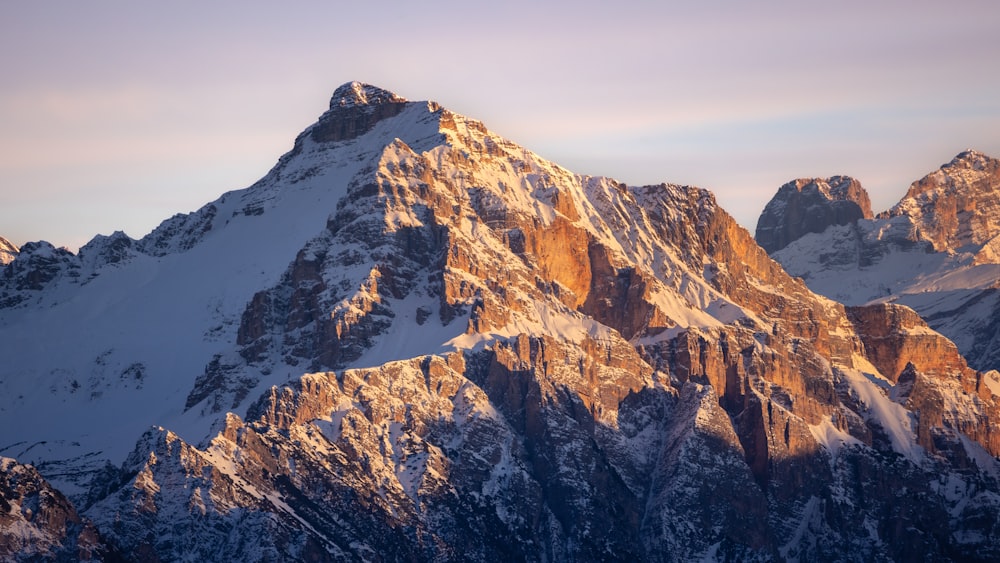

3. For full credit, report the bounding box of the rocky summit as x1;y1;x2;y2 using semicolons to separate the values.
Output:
2;83;1000;562
755;176;873;254
761;150;1000;374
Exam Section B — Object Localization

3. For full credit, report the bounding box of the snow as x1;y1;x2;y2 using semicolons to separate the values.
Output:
773;223;952;306
697;542;722;562
348;292;466;369
838;367;924;464
778;496;823;562
808;416;861;463
958;434;1000;479
0;91;803;498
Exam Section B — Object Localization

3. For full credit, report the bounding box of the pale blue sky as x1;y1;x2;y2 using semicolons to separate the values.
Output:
2;1;999;250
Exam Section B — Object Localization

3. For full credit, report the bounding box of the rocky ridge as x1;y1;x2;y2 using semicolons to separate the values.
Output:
886;150;1000;253
0;457;116;561
759;150;1000;372
1;84;999;561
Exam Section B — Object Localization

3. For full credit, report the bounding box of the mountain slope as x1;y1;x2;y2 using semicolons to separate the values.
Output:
2;83;999;561
0;457;117;561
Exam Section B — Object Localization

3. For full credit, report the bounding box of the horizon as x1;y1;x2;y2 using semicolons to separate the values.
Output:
2;1;999;251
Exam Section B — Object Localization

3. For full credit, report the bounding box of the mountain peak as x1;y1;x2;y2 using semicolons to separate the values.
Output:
329;81;406;110
888;150;1000;251
755;175;872;254
305;82;412;145
944;149;994;171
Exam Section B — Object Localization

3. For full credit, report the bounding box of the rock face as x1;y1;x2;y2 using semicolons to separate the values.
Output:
0;458;114;561
0;236;17;265
886;150;1000;252
2;84;1000;561
760;150;1000;373
755;176;873;254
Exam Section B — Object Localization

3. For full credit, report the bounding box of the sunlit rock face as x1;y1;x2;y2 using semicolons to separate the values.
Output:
886;150;1000;253
3;84;1000;562
0;236;17;265
761;150;1000;376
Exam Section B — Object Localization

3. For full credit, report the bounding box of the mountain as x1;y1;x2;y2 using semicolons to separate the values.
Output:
761;150;1000;372
0;457;117;561
755;176;873;254
0;236;18;265
2;83;999;561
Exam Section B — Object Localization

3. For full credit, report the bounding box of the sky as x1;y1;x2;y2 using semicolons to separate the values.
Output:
2;0;999;251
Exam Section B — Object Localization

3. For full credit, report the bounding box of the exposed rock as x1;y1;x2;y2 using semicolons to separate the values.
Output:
78;231;136;269
846;303;1000;456
763;151;1000;373
0;457;114;561
846;303;971;383
755;176;872;253
886;149;1000;252
0;236;18;265
137;204;218;256
0;241;80;307
310;82;410;144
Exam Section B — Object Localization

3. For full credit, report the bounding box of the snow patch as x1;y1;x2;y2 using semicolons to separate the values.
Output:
808;416;861;463
839;367;924;464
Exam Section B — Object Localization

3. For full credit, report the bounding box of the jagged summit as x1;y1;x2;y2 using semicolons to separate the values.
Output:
328;81;407;109
946;148;994;170
902;149;999;201
756;151;1000;257
889;149;1000;251
754;175;872;254
307;82;414;145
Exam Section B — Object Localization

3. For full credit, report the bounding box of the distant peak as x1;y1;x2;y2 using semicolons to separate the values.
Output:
755;175;872;254
329;82;406;110
776;176;871;216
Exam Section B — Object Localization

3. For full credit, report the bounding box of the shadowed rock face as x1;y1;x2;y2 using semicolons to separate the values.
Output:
4;85;1000;562
0;458;115;561
310;82;410;144
0;241;79;306
755;176;873;254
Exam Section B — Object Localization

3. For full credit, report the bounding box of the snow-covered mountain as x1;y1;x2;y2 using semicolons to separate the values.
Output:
762;150;1000;372
2;83;999;561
